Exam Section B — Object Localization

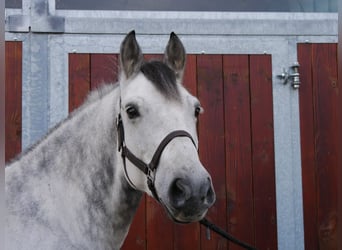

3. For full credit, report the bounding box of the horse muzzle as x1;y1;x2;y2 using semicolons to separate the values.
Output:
165;176;216;223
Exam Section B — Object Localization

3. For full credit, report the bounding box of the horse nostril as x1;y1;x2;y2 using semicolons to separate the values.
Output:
206;185;215;205
200;178;215;206
169;178;192;208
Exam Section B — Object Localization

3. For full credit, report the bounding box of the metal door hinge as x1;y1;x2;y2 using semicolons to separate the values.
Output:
277;62;300;89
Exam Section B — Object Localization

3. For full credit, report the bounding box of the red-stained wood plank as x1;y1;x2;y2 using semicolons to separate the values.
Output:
146;197;174;250
68;54;90;112
298;43;319;250
249;55;277;250
122;198;147;250
311;43;338;250
338;42;342;250
174;223;200;250
183;55;197;96
90;54;119;90
197;55;227;250
223;55;255;249
173;54;201;250
5;41;22;162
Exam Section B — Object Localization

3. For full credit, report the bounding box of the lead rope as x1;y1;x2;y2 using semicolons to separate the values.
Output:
200;218;258;250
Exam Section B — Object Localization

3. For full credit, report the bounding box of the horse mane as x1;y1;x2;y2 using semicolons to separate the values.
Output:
6;83;119;165
140;60;180;100
84;83;118;105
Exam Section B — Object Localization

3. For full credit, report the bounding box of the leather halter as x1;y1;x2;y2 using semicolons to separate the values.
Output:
116;113;197;201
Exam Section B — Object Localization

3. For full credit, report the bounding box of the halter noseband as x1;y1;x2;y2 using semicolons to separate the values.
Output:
116;113;197;201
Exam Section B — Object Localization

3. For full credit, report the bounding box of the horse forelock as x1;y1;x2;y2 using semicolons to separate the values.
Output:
140;61;180;100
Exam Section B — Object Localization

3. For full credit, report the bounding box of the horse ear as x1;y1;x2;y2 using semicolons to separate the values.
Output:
120;30;143;79
164;32;186;80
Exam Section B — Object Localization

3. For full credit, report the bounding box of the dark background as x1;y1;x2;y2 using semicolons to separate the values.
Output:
5;0;337;12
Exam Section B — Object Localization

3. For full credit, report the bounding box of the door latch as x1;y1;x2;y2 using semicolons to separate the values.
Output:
277;62;300;89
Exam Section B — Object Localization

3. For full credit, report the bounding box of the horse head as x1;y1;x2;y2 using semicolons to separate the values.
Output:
117;31;215;223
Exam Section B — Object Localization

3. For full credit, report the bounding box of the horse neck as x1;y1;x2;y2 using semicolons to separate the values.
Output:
63;86;143;246
7;85;143;248
86;87;144;247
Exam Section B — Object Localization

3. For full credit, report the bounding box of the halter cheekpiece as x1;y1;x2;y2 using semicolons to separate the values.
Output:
116;112;197;202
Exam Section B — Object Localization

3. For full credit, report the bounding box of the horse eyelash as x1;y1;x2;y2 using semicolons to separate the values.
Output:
125;104;140;119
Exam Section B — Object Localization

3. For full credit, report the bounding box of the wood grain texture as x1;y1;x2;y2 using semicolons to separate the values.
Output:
338;41;342;250
90;54;118;90
121;198;147;250
249;55;277;250
312;43;338;250
68;54;90;113
183;55;197;96
298;43;319;250
299;43;339;250
5;41;22;162
223;55;255;249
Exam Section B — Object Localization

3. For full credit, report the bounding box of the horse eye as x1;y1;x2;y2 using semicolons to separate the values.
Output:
195;106;203;118
126;106;140;119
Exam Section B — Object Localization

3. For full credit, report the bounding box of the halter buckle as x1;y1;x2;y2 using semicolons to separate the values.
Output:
146;167;154;185
146;167;159;200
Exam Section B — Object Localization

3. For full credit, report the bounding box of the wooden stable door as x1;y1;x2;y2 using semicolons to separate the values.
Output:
298;43;338;250
68;53;278;250
5;50;278;249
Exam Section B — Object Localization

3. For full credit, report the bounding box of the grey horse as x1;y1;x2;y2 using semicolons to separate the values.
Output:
6;31;215;250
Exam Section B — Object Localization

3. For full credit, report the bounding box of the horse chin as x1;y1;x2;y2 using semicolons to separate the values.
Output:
163;204;208;224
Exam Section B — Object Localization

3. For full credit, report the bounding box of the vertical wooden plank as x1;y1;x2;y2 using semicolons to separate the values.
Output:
197;55;227;250
312;43;338;250
90;54;119;90
146;197;174;250
298;43;319;250
338;41;342;250
183;55;197;96
143;54;174;250
122;200;147;250
249;55;278;250
68;54;90;112
173;54;201;250
223;55;255;249
5;41;22;162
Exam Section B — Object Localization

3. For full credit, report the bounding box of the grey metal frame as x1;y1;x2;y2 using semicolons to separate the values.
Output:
5;1;338;249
